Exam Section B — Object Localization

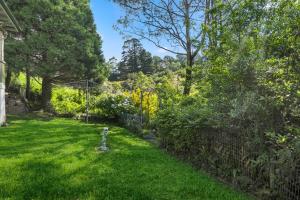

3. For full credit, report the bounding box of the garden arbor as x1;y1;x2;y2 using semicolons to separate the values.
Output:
0;0;21;126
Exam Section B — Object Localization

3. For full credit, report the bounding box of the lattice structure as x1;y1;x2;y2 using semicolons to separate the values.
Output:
277;162;300;200
152;123;300;200
120;113;142;133
206;131;300;200
54;80;98;123
121;109;300;199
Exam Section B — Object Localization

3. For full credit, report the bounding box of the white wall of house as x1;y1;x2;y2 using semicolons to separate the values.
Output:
0;30;5;125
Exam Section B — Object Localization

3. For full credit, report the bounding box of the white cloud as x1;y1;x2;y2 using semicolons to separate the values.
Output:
157;48;168;54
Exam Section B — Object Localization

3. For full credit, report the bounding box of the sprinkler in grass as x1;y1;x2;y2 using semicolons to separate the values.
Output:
97;127;109;152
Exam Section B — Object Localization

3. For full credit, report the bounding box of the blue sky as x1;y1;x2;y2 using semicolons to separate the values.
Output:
90;0;172;61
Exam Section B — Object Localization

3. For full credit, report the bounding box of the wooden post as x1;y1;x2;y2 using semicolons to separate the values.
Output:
140;90;143;125
147;92;150;124
86;80;89;123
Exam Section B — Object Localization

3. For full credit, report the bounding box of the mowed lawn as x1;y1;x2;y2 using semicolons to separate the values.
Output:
0;116;251;200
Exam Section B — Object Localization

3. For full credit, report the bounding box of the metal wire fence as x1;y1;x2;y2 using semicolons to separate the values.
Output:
189;130;299;199
53;80;99;123
195;130;299;199
120;113;299;199
276;161;300;200
119;112;143;133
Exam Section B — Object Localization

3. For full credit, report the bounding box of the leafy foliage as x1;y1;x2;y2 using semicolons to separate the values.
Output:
6;0;105;110
118;38;153;79
5;1;299;199
51;87;85;116
92;94;137;120
151;0;300;198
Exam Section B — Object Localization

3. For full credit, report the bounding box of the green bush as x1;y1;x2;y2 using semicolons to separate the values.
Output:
10;73;42;94
52;87;85;116
155;96;214;153
91;94;137;120
50;84;138;120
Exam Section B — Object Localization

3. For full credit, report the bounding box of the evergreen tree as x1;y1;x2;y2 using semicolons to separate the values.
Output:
108;57;120;81
152;56;180;73
119;38;153;79
152;56;162;73
6;0;105;111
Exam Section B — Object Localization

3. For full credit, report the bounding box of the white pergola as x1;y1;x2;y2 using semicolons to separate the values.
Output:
0;0;21;126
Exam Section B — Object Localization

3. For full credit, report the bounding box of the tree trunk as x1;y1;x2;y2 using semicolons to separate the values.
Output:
183;0;193;96
183;54;193;95
183;66;192;95
41;76;53;112
5;66;11;91
25;68;30;99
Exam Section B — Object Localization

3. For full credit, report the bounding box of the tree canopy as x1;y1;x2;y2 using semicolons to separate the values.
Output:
118;38;153;79
113;0;209;95
6;0;105;111
3;0;300;199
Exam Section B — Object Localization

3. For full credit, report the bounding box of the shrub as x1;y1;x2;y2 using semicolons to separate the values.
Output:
155;96;214;153
91;94;137;120
51;87;85;116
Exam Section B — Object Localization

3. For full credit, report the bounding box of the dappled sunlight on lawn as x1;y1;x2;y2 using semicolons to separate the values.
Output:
0;116;251;200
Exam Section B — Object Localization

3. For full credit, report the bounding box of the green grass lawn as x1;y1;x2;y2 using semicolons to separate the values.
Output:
0;116;251;200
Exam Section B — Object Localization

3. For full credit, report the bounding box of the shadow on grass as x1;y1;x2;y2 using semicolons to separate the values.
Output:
0;116;251;200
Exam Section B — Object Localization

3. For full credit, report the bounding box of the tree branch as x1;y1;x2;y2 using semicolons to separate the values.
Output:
125;29;186;55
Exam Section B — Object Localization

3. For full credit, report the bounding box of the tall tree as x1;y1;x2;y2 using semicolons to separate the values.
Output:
119;38;153;78
152;56;163;73
6;0;105;111
5;1;32;98
113;0;208;95
108;57;120;81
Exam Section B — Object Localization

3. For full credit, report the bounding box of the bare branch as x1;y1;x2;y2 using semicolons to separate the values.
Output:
124;29;186;55
113;0;208;94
